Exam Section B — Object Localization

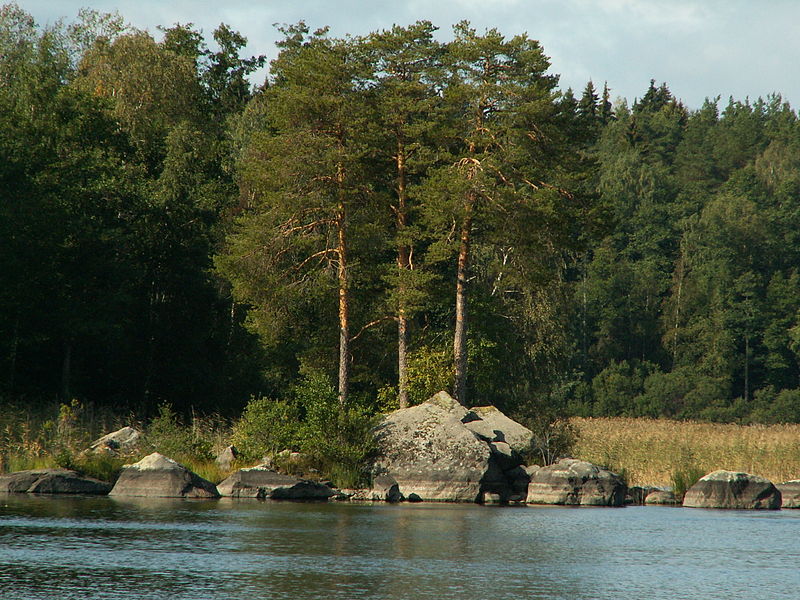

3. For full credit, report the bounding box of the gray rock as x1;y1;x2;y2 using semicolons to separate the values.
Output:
463;405;534;455
683;470;781;509
505;465;532;502
645;489;678;505
372;391;492;502
217;466;335;500
0;469;111;495
87;426;142;455
488;440;522;472
526;458;626;506
626;485;659;505
370;474;403;502
215;445;238;471
109;453;220;498
777;480;800;508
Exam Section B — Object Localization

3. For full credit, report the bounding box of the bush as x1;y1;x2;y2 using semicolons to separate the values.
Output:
145;404;213;462
750;387;800;424
230;370;379;488
671;463;705;502
296;371;378;488
515;405;579;466
231;397;302;461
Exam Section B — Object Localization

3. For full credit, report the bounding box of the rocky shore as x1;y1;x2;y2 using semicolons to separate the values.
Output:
0;392;795;510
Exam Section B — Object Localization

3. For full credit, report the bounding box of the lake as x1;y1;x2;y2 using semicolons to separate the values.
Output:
1;495;799;599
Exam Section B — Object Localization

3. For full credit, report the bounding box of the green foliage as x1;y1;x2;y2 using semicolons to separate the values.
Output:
750;387;800;424
231;397;302;461
231;370;378;488
591;360;657;417
145;404;213;461
670;454;705;501
515;400;579;466
405;346;453;406
5;4;800;465
72;453;127;483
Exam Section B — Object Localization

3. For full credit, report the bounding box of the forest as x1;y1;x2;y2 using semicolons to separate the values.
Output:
3;4;800;426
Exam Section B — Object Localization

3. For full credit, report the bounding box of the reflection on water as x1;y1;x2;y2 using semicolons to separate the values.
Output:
1;494;799;599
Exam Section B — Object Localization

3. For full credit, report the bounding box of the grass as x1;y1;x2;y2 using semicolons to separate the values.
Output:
572;417;800;487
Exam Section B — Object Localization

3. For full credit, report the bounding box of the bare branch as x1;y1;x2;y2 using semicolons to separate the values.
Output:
293;247;339;272
281;219;336;236
350;316;398;343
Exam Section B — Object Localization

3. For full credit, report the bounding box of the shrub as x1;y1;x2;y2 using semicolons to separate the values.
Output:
231;397;302;461
230;370;379;488
296;371;378;488
145;404;213;462
516;407;579;466
671;463;706;502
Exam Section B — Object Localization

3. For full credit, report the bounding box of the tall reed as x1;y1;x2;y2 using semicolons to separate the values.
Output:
572;417;800;486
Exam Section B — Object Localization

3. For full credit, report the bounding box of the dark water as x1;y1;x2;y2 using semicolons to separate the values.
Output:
1;495;799;599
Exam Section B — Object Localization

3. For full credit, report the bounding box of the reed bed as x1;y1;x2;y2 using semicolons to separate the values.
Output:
572;417;800;487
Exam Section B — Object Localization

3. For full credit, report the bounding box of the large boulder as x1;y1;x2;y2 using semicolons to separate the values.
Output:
0;469;111;495
777;480;800;508
86;426;142;455
109;453;219;498
683;470;781;509
526;458;626;506
373;391;498;502
217;466;335;500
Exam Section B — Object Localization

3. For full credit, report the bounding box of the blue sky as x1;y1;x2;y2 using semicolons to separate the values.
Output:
20;0;800;110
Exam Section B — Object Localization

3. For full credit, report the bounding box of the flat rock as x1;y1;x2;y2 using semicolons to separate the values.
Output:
526;458;626;506
463;405;534;455
109;452;220;498
683;470;781;509
777;480;800;508
87;426;142;455
217;466;335;500
372;391;492;502
0;469;111;495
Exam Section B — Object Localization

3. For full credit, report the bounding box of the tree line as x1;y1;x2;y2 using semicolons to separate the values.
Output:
3;4;800;424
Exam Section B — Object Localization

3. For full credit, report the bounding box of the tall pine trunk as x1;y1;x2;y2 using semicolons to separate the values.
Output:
453;195;474;405
396;144;411;409
337;169;350;408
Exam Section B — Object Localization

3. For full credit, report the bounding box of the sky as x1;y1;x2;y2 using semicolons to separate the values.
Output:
19;0;800;110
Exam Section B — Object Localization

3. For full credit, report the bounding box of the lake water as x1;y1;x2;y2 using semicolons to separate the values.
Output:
1;495;799;599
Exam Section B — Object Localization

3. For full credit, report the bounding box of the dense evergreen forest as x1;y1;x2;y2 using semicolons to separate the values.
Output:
3;4;800;424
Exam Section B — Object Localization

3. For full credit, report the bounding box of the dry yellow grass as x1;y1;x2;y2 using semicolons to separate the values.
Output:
571;417;800;487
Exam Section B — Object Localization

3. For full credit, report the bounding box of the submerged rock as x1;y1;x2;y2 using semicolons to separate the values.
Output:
109;452;219;498
217;466;335;500
682;470;781;509
0;469;111;495
526;458;626;506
